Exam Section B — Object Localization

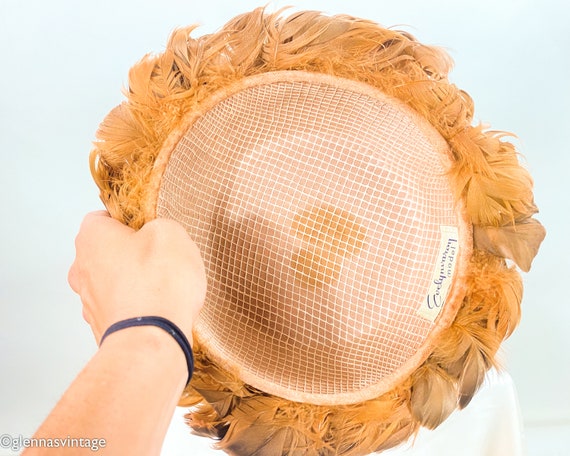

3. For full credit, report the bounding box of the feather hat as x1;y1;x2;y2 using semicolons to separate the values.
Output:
90;8;545;455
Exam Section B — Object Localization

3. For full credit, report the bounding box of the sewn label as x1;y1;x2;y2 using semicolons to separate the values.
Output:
418;226;459;322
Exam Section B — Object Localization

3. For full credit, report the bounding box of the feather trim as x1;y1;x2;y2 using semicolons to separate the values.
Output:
184;355;417;455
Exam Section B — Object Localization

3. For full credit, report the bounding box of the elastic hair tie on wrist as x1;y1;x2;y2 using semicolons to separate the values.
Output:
99;316;194;385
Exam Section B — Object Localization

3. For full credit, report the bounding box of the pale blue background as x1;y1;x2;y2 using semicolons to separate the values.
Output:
1;0;568;454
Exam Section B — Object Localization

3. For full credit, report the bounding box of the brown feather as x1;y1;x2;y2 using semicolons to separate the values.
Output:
455;345;487;408
474;218;546;272
410;365;458;429
220;397;324;456
430;327;486;407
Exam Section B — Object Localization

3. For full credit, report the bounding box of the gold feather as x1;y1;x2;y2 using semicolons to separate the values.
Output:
184;402;223;439
330;387;415;455
466;251;523;340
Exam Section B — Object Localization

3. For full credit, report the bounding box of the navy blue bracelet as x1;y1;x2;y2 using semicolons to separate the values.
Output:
99;316;194;385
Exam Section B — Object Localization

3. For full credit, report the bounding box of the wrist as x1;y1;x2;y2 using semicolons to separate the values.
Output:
98;324;188;387
100;312;195;346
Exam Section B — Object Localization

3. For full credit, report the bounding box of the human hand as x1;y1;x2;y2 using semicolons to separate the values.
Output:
68;211;207;345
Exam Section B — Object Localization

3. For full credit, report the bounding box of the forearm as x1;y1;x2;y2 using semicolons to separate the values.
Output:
25;326;187;455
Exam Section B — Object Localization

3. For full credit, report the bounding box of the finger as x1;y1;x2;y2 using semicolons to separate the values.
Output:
69;211;115;292
75;210;134;256
81;304;99;334
82;305;93;326
79;210;120;234
86;210;112;218
68;260;80;293
82;307;103;345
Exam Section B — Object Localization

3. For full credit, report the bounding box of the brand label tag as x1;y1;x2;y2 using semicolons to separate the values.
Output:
418;226;459;322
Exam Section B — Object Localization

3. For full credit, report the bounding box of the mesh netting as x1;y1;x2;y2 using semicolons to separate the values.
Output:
154;74;464;404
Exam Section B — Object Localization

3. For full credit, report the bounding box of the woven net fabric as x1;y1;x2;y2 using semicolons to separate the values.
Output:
153;73;466;405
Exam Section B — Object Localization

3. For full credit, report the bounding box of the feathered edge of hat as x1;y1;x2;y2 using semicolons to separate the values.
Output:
90;7;545;455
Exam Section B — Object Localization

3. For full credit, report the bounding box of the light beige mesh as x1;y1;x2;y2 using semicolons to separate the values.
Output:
150;72;470;405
